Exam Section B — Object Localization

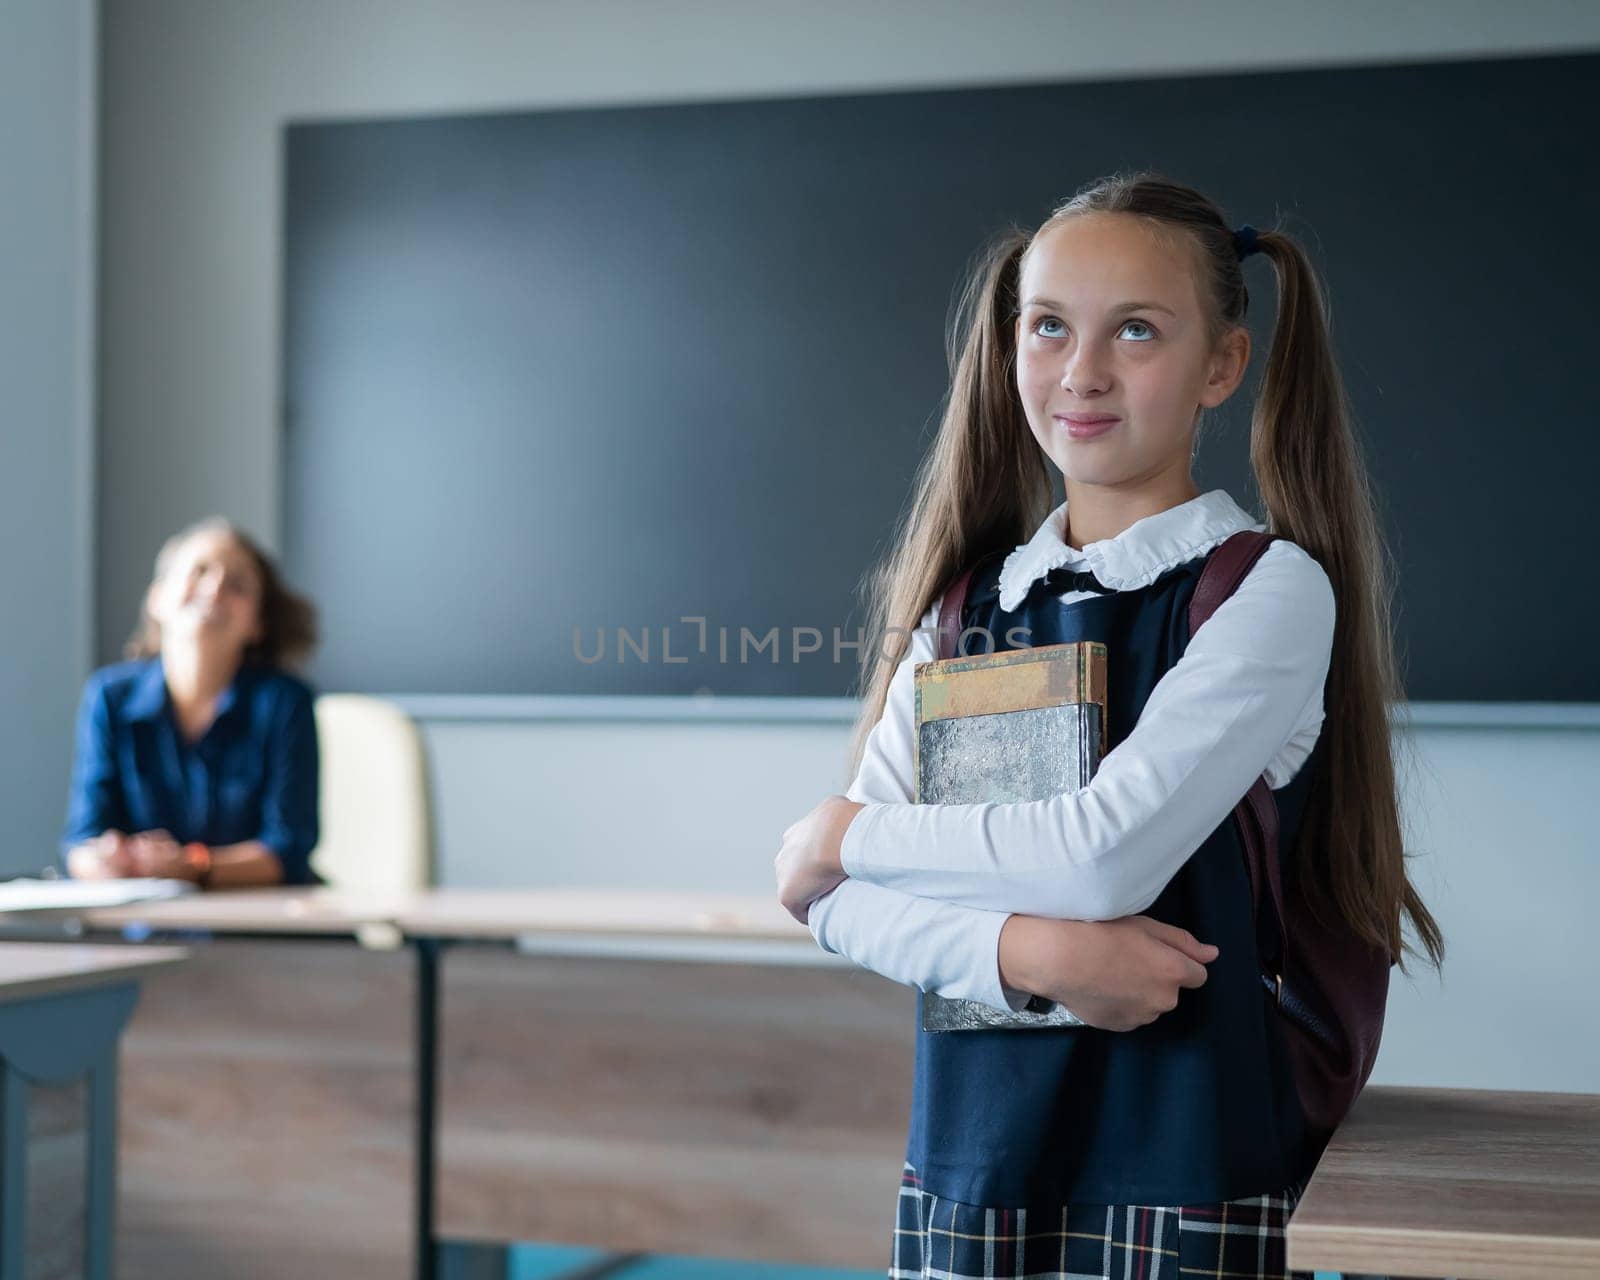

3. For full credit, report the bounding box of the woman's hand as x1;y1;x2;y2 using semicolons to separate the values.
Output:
65;830;134;880
999;914;1219;1032
775;795;864;924
125;830;201;881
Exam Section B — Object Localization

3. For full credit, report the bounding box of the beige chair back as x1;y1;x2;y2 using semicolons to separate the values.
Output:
310;694;432;894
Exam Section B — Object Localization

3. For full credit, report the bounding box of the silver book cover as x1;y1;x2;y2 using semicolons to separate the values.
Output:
913;644;1106;1032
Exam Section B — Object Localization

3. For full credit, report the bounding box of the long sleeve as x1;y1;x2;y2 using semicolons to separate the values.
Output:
806;600;1032;1012
254;681;321;884
60;675;128;861
839;540;1336;921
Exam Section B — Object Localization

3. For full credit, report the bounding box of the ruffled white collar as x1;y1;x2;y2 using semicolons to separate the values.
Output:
997;488;1265;611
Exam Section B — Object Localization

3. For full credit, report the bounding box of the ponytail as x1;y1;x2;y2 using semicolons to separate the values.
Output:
1250;230;1445;972
845;230;1050;775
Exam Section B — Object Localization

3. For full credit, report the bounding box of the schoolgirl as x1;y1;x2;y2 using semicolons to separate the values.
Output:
775;172;1443;1279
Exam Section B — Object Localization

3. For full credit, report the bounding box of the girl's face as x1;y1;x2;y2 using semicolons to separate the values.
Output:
147;528;265;659
1014;212;1248;489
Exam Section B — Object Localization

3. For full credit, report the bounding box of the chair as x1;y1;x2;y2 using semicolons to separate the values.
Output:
310;694;433;894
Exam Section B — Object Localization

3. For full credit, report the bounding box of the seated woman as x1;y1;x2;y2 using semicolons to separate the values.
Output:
62;517;321;888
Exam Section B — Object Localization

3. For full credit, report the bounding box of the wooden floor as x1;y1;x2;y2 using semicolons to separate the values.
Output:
115;939;414;1279
105;934;916;1276
436;947;916;1270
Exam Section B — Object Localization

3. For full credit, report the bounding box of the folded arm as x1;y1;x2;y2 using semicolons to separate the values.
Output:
807;599;1032;1011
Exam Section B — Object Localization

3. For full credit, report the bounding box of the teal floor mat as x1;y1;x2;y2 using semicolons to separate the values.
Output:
510;1243;881;1279
507;1241;1356;1279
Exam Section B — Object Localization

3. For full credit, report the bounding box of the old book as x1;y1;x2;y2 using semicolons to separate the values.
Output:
914;641;1107;1031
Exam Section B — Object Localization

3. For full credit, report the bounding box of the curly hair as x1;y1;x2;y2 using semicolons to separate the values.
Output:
125;517;318;669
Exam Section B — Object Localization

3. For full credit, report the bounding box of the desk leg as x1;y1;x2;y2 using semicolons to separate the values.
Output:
417;939;442;1280
0;1063;25;1280
437;1241;509;1279
85;1049;117;1280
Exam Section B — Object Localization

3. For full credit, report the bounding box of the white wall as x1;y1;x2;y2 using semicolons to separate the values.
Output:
417;706;1600;1093
1376;723;1600;1091
97;0;1600;1092
0;0;95;877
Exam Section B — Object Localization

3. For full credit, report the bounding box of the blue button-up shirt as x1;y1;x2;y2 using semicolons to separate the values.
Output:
60;658;321;885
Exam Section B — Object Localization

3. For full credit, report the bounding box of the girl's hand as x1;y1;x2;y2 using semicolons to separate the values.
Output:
999;914;1218;1032
775;795;865;924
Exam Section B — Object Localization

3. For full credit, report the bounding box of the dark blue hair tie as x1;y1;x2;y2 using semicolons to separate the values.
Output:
1233;223;1261;261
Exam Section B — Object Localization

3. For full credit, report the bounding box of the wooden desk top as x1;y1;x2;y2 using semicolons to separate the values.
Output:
0;943;187;1004
79;887;411;936
394;888;811;943
15;886;812;949
1287;1085;1600;1280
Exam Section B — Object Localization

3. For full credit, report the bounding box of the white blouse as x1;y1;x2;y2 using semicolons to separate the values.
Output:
805;488;1336;1012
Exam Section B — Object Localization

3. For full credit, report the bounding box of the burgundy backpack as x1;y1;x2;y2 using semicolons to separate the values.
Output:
936;528;1393;1142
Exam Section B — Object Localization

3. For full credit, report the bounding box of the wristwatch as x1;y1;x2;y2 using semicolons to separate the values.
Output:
183;842;213;888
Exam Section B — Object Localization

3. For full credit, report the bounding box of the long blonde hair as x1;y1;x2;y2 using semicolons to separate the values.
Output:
848;171;1443;973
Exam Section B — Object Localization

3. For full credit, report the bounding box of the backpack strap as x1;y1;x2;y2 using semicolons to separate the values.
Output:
936;563;979;662
1195;532;1392;1133
1188;529;1291;1001
934;549;1008;661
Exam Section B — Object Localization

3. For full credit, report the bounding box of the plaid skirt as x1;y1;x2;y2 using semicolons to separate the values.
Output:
890;1162;1316;1280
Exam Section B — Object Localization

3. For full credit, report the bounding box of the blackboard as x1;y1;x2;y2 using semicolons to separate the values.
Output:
283;52;1599;700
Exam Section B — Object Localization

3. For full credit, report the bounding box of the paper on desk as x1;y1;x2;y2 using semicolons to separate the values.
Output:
0;877;198;912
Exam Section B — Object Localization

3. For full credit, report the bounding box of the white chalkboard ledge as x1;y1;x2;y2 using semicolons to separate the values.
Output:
383;695;1600;730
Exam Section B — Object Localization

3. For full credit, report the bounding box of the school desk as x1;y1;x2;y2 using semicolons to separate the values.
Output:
0;942;186;1280
0;887;914;1279
394;889;913;1275
1286;1085;1600;1279
0;891;418;1278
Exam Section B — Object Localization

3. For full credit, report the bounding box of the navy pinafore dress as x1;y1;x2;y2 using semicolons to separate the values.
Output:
890;546;1326;1280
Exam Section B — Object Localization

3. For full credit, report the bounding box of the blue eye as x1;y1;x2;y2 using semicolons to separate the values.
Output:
1031;316;1157;341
